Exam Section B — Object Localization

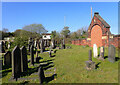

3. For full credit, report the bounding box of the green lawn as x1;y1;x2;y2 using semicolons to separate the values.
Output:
1;44;119;84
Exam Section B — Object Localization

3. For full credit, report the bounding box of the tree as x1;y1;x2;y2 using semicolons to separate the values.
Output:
61;26;70;38
51;31;57;39
22;24;48;34
2;28;9;33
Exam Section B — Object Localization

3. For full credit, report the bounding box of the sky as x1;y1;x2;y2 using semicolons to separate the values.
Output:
2;2;118;34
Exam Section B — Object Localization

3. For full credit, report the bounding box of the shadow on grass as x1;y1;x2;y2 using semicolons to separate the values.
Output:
20;67;39;77
44;74;57;83
115;57;120;61
51;55;56;57
20;81;30;85
2;65;11;70
43;65;54;70
40;59;55;63
2;69;12;78
40;62;53;67
95;62;101;69
104;56;108;59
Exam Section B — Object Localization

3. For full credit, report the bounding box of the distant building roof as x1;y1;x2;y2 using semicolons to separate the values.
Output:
94;12;110;28
42;33;51;35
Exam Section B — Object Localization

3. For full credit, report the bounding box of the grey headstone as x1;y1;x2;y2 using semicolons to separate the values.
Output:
38;67;45;84
21;46;28;72
30;45;34;65
99;46;104;60
4;51;11;66
89;50;92;61
108;45;116;63
85;49;95;70
12;46;21;79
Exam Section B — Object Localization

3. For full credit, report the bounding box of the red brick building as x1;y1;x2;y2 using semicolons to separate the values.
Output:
72;12;120;48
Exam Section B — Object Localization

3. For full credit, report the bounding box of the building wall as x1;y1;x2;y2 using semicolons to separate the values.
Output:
91;25;102;47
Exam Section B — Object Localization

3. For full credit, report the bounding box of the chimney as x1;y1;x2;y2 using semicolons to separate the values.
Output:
94;12;99;15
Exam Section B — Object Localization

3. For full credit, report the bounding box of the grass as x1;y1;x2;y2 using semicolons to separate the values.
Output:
1;44;119;84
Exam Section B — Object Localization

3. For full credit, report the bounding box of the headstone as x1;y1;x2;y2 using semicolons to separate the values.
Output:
30;45;34;65
34;40;37;50
4;51;11;66
21;46;28;72
93;44;98;58
89;50;92;61
8;42;11;49
0;60;3;69
85;50;95;70
4;41;8;49
35;51;39;63
12;46;21;79
108;45;115;63
99;46;104;60
49;48;52;57
0;41;5;53
38;67;45;84
61;39;65;49
40;39;45;53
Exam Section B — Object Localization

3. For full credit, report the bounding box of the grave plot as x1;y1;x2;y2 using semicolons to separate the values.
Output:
1;44;119;83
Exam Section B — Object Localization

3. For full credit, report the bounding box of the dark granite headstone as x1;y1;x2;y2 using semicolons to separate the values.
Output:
12;46;21;79
38;67;45;84
4;41;8;49
21;46;28;72
49;49;52;57
0;41;5;53
85;50;95;70
108;45;116;63
4;51;11;66
30;45;34;65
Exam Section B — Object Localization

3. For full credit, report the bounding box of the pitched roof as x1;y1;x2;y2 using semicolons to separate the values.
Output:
94;12;110;28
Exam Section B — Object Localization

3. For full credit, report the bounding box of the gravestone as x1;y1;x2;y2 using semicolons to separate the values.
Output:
8;42;11;49
4;51;11;66
21;46;28;72
85;50;95;70
99;46;104;60
12;46;21;79
38;67;45;84
28;37;33;52
0;41;5;53
35;51;39;63
40;39;45;53
108;45;116;63
30;45;34;65
49;48;52;57
34;39;37;50
4;41;8;49
93;44;98;58
61;39;65;49
0;60;3;69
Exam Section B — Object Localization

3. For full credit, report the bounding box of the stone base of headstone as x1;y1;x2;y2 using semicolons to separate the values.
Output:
108;58;115;63
85;61;95;70
35;57;39;63
98;56;104;61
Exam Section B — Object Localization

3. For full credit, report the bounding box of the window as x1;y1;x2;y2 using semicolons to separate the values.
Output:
44;36;46;38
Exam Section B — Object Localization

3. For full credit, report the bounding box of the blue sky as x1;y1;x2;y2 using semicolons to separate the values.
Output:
2;2;118;34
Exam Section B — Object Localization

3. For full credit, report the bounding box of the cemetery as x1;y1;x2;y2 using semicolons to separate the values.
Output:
1;2;119;84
